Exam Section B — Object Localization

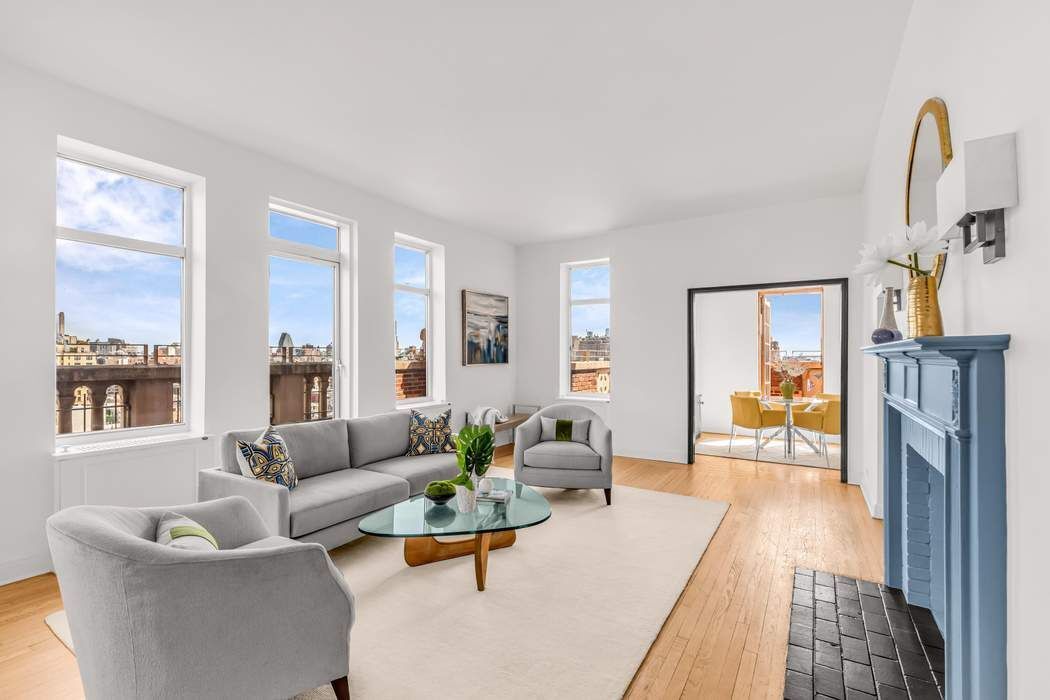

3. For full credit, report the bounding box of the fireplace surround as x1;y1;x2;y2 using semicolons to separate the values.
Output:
865;335;1009;700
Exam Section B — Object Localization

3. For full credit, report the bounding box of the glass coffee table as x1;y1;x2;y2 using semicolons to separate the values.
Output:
358;477;551;591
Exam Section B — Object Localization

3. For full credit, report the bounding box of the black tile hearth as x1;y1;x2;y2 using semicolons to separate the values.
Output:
784;569;944;700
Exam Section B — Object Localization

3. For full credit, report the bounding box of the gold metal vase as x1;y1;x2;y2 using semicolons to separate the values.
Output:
907;275;944;338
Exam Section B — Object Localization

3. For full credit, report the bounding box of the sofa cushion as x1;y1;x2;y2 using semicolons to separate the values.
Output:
406;409;456;455
289;469;408;538
523;441;601;470
540;416;590;443
155;512;219;551
348;411;411;467
234;427;299;489
223;420;350;479
360;453;459;495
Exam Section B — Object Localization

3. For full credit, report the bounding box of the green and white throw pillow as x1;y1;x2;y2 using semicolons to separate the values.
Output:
407;409;457;455
156;512;219;551
235;426;299;489
540;416;591;443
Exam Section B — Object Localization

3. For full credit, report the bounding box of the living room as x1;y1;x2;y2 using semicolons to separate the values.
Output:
0;2;1044;699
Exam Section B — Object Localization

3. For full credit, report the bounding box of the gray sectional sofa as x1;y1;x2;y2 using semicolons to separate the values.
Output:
198;411;458;549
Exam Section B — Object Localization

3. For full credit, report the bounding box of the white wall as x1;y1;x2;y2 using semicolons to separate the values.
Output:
515;195;865;466
822;284;842;395
859;1;1050;694
693;290;758;435
0;58;516;584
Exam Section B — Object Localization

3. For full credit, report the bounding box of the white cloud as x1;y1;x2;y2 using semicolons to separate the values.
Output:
57;158;182;245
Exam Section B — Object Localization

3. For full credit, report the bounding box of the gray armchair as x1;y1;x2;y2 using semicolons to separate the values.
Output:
514;404;614;504
45;496;354;700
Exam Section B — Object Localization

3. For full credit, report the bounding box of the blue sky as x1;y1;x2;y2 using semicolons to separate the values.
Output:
56;160;339;348
268;213;336;347
56;159;183;345
270;210;337;249
268;256;333;347
769;293;822;354
395;245;427;350
570;264;610;336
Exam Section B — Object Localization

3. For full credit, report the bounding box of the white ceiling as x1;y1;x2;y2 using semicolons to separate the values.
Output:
0;1;913;243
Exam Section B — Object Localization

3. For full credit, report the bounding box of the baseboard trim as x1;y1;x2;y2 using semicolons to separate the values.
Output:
861;480;883;520
0;554;53;587
614;447;686;464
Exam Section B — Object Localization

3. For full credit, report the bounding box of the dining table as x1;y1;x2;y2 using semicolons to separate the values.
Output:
761;396;824;460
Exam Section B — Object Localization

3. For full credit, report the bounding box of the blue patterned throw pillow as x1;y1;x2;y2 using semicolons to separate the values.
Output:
235;426;299;489
407;409;456;456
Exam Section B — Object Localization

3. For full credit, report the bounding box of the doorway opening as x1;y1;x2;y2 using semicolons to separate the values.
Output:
687;278;848;481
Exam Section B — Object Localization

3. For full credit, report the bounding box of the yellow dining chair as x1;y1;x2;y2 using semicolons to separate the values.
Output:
729;395;786;460
735;390;785;414
794;397;841;467
819;398;841;467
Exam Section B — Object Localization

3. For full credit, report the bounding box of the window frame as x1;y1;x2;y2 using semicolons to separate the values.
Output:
267;199;353;421
54;139;203;448
561;258;612;400
393;238;434;405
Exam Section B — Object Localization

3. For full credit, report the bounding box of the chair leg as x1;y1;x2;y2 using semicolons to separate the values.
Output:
728;425;735;453
332;676;350;700
754;430;761;460
604;488;612;505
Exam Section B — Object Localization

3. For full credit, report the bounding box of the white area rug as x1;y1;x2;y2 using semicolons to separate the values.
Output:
696;433;840;469
46;468;727;699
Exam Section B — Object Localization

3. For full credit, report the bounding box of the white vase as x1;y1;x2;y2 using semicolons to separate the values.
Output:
456;476;478;513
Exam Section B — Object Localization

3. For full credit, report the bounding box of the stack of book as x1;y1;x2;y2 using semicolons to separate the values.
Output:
477;489;511;505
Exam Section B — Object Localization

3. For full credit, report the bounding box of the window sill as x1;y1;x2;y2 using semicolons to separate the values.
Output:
54;432;209;460
557;394;611;404
396;399;451;411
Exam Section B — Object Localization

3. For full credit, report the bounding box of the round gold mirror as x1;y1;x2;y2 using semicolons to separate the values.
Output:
905;98;952;228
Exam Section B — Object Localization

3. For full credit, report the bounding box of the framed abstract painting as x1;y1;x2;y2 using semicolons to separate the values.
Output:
462;289;509;365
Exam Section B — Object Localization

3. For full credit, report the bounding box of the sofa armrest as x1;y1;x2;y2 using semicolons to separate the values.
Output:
198;468;290;537
513;414;543;476
589;418;613;474
123;541;353;698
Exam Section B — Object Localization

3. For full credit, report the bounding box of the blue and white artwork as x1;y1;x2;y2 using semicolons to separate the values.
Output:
463;290;509;365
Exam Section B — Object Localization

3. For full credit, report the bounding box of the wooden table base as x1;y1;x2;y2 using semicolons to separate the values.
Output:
403;530;516;591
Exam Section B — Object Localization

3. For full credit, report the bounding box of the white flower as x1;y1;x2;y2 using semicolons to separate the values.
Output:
904;220;945;256
854;222;945;286
853;233;904;283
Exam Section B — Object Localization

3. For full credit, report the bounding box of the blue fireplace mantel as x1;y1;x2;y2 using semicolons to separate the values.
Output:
865;335;1009;700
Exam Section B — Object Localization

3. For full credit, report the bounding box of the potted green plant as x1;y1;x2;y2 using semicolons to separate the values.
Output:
450;424;494;512
773;356;805;400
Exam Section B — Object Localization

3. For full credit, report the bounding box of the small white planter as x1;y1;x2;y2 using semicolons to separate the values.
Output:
456;476;478;512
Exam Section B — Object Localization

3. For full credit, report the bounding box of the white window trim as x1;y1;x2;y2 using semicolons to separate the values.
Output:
560;258;611;399
394;233;445;406
54;137;206;448
268;198;356;420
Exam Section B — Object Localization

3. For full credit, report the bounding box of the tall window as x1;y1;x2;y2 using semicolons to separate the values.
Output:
394;242;431;402
564;260;611;396
268;203;345;424
55;148;194;439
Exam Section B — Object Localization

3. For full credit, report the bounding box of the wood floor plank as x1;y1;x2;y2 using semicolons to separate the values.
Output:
0;449;881;699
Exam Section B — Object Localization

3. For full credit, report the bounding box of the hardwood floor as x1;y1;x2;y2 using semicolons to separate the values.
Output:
0;449;881;699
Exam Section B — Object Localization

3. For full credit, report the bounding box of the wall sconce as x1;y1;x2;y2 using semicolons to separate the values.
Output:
936;132;1018;264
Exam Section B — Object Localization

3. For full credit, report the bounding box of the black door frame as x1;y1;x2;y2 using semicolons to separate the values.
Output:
686;277;849;483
